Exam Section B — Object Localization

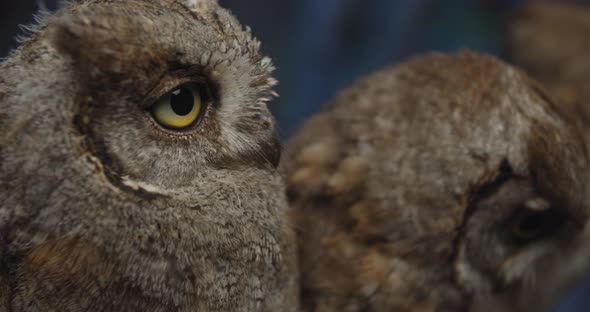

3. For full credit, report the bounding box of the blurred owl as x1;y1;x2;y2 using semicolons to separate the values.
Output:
285;51;590;312
507;2;590;151
0;0;298;311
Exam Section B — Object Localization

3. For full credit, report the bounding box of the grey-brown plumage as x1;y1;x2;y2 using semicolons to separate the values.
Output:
507;2;590;151
0;0;298;311
285;51;590;311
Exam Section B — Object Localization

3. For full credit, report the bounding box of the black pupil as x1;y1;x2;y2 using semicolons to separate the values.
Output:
170;87;195;116
519;213;549;236
514;208;565;242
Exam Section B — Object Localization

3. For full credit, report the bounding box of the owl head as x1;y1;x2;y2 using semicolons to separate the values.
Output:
44;0;280;189
0;0;295;310
288;52;590;311
1;0;282;197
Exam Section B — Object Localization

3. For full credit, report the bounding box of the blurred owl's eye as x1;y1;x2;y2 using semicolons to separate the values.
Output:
510;203;566;244
151;83;204;130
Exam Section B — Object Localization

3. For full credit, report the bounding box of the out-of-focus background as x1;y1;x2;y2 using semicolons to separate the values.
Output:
1;0;589;311
0;0;529;137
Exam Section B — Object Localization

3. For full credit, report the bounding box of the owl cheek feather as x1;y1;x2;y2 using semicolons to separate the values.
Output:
257;131;282;168
213;130;281;169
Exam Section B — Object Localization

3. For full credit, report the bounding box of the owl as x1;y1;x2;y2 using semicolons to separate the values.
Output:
285;51;590;311
0;0;298;311
507;2;590;151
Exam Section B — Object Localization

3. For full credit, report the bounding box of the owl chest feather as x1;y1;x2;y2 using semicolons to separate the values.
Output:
2;165;292;311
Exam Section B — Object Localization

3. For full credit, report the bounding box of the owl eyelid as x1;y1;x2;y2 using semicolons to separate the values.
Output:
142;69;210;109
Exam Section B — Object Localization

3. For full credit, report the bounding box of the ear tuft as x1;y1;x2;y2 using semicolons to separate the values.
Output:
45;8;168;81
46;15;86;62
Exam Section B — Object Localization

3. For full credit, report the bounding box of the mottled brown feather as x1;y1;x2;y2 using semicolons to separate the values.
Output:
286;51;590;311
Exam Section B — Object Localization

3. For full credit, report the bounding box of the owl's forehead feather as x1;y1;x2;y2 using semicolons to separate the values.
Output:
37;0;275;94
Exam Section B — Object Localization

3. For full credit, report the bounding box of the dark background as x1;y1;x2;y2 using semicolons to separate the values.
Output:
0;0;518;137
2;1;590;311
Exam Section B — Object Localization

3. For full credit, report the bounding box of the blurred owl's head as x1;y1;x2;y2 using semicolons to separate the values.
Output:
289;52;590;312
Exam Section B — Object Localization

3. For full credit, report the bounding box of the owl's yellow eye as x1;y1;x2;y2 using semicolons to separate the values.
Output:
152;84;203;129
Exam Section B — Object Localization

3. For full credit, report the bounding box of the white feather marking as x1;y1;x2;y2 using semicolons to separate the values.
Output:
501;245;549;285
121;176;170;196
183;0;218;12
